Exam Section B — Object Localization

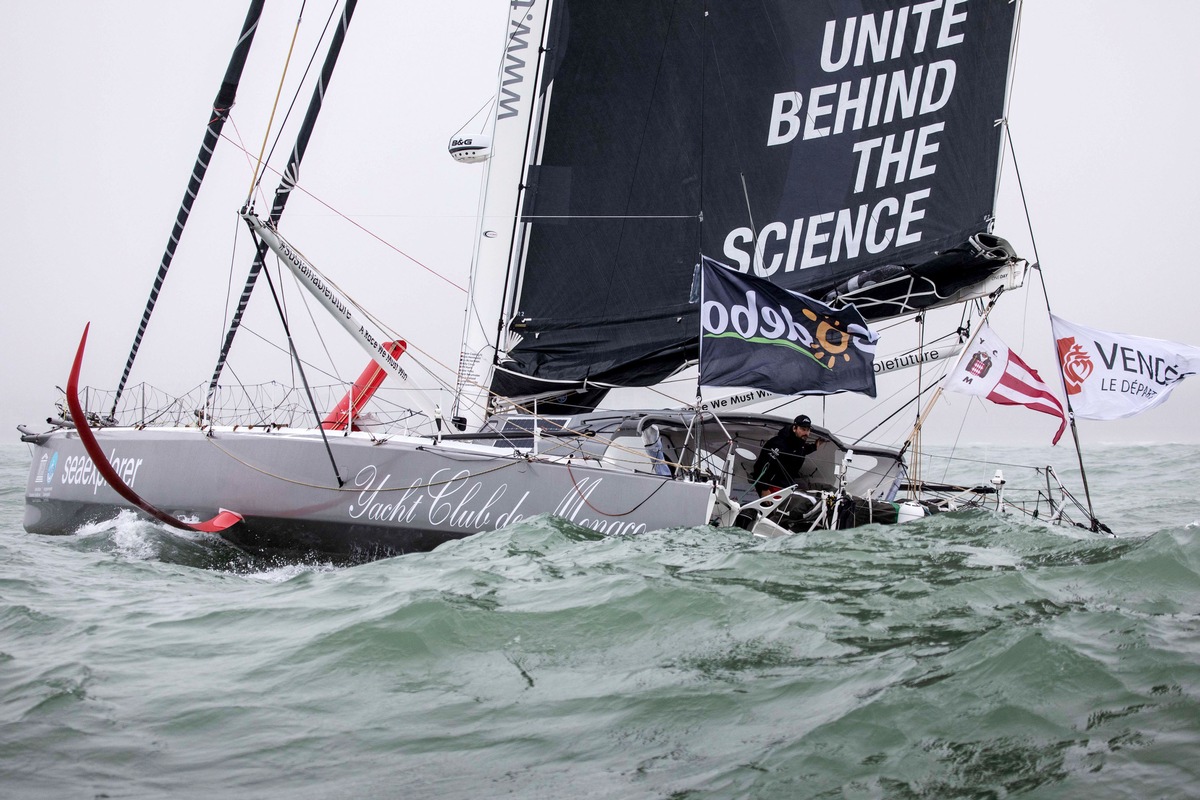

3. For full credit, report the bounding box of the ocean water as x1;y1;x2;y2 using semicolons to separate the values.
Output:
2;441;1198;799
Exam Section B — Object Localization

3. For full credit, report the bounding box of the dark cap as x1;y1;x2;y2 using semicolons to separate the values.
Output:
793;415;811;427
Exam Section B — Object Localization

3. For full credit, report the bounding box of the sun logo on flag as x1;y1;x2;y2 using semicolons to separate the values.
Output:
804;309;851;368
1056;336;1093;395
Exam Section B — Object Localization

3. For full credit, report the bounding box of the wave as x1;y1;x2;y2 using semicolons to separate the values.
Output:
2;444;1199;798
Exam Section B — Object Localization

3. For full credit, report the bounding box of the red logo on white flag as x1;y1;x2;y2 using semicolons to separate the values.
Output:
1050;314;1200;419
948;324;1067;444
1056;336;1094;396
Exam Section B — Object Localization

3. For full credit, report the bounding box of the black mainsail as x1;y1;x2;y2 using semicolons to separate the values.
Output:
490;0;1018;401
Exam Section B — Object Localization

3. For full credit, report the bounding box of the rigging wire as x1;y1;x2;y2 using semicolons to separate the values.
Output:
256;2;342;197
942;394;976;483
210;0;364;486
450;95;498;140
903;291;1003;459
258;260;345;486
215;134;467;293
910;311;926;494
282;252;347;388
452;2;557;423
695;2;710;416
245;1;309;205
109;0;267;419
215;127;355;404
209;0;361;404
1006;123;1103;531
210;207;254;425
936;299;979;482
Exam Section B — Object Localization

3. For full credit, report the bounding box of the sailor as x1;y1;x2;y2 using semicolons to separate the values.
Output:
751;414;826;496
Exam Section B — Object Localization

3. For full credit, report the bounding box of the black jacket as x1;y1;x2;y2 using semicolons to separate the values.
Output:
751;425;819;491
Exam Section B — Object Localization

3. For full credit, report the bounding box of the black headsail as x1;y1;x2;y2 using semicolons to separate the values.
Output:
109;0;266;419
490;0;1018;402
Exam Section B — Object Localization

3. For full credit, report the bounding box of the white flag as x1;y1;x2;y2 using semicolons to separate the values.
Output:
947;323;1067;444
1051;315;1200;419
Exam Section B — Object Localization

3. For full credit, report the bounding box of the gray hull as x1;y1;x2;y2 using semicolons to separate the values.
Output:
23;427;713;560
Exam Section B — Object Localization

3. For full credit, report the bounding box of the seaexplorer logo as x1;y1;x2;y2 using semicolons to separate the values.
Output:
58;450;144;495
1056;335;1094;396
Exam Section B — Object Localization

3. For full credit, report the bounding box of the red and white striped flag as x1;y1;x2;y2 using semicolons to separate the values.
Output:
946;323;1067;444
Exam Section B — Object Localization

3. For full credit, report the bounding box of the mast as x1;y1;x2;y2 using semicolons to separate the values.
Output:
109;0;266;419
206;0;359;403
451;0;556;431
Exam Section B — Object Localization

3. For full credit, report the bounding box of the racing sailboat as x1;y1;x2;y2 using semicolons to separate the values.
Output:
21;0;1095;560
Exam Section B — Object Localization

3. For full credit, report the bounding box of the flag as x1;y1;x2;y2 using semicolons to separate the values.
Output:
698;257;878;396
946;323;1067;444
1051;315;1200;419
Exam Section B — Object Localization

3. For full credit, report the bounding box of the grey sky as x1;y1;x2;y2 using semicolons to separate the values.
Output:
2;1;1197;450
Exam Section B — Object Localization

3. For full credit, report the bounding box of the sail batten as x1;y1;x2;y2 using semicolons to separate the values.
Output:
488;0;1019;401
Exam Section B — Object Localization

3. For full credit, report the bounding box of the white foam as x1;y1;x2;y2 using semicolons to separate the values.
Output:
950;544;1022;569
237;561;340;583
72;510;160;561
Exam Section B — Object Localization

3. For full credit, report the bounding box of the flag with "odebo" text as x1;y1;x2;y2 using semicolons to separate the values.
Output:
699;258;878;397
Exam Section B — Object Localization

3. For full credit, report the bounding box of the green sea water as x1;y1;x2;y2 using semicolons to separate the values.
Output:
2;442;1198;799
